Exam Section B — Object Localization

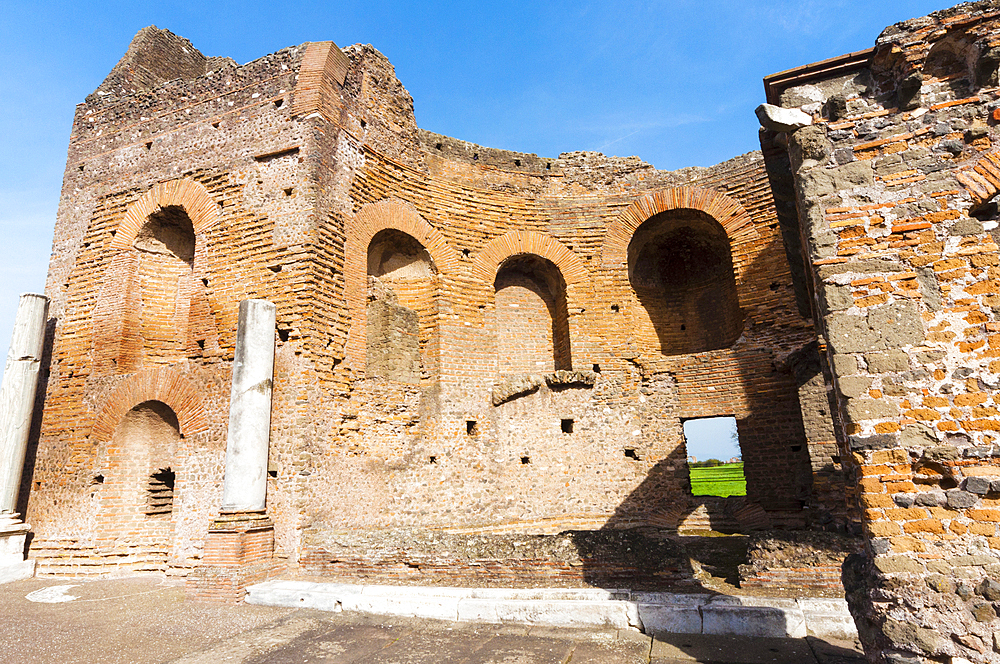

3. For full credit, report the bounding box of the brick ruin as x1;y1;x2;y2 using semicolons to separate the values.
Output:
13;3;1000;661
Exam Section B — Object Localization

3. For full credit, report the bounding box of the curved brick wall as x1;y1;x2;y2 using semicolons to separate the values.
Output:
24;28;832;588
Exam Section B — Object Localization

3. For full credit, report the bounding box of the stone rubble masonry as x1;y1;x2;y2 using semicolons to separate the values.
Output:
767;1;1000;661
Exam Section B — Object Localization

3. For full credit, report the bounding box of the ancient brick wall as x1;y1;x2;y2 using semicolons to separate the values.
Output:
768;2;1000;660
26;26;839;586
27;30;311;574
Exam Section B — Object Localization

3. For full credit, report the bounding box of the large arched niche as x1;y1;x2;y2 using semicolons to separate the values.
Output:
134;206;197;362
344;199;459;377
628;208;742;355
93;178;221;374
493;253;571;376
365;228;439;383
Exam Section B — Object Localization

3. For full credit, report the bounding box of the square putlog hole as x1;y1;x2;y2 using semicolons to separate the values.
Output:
467;420;478;435
561;419;574;434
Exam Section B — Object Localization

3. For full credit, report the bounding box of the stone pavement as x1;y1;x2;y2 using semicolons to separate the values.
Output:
0;576;866;664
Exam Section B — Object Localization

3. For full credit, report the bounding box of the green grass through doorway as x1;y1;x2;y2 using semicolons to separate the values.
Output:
690;462;746;497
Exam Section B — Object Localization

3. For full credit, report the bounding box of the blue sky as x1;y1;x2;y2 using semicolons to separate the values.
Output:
684;417;739;462
0;0;947;367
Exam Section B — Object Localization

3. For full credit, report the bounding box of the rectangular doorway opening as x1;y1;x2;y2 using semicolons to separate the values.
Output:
682;416;746;497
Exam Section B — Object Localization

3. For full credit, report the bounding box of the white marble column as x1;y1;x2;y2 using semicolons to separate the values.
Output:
0;293;49;583
220;299;275;513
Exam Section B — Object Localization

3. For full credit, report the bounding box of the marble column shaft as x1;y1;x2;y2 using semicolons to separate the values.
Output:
220;299;275;512
0;294;49;516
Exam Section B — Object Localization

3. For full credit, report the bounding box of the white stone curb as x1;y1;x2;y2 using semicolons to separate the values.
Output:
246;580;857;639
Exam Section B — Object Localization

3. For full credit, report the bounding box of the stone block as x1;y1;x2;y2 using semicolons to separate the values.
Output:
756;104;813;132
837;376;871;399
636;602;703;635
901;423;937;448
457;599;634;629
966;476;992;495
865;351;909;373
0;559;35;584
827;302;924;354
702;596;806;638
947;491;979;509
846;398;900;421
798;598;858;640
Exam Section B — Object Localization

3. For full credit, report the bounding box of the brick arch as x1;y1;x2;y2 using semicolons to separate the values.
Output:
350;199;461;275
110;178;221;251
344;198;460;374
90;366;210;444
471;231;588;287
601;187;757;266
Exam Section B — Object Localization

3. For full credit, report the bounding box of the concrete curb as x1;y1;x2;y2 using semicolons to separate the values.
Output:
246;580;857;640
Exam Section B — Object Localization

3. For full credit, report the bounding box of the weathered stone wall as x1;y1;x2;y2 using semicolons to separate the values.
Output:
766;2;1000;660
25;25;837;586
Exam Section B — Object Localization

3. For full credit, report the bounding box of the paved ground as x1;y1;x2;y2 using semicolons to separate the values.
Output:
0;577;866;664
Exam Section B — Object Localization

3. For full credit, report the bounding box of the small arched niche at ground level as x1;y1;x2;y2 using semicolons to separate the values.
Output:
494;253;571;376
109;400;182;517
628;209;742;355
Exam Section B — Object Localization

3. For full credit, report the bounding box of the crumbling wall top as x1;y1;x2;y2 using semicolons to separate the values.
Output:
90;26;235;103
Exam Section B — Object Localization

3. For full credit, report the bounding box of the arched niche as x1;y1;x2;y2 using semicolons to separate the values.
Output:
96;400;182;565
134;206;197;362
93;178;220;375
365;229;438;383
344;198;459;377
494;253;571;376
628;209;742;355
368;229;435;280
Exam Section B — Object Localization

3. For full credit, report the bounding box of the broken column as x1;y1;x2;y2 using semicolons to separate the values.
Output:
0;293;49;583
187;299;279;602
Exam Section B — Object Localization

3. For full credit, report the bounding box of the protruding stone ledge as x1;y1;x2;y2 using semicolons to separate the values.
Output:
544;370;598;389
755;103;813;133
491;375;543;406
492;370;598;406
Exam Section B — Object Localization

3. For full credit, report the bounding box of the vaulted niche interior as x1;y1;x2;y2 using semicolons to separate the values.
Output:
367;229;434;280
366;229;437;383
628;209;742;355
494;254;571;376
134;206;196;362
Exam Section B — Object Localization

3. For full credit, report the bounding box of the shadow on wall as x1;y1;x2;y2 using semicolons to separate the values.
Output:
570;447;730;592
573;218;831;589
